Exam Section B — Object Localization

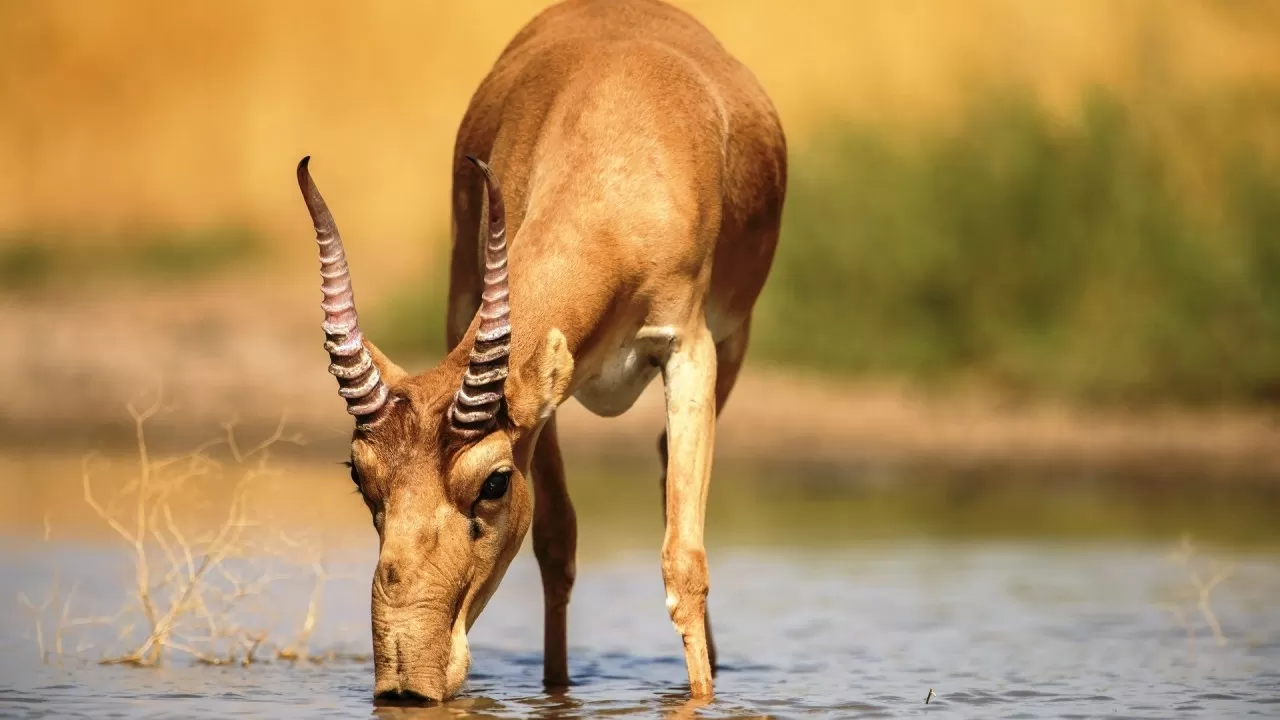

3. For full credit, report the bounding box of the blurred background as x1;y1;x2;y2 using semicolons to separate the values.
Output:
2;3;1280;711
2;2;1280;712
4;0;1279;536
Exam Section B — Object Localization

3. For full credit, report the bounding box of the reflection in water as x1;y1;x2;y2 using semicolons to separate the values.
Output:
2;453;1279;718
367;690;717;719
3;540;1279;718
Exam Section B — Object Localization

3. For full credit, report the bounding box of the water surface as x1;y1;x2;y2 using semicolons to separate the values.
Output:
2;458;1278;718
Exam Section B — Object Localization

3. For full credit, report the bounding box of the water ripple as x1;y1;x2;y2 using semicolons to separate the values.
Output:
0;545;1277;718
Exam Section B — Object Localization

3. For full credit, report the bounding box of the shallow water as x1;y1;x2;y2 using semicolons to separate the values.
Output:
4;542;1280;718
2;460;1279;718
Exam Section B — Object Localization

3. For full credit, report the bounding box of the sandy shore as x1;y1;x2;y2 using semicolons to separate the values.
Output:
5;286;1279;484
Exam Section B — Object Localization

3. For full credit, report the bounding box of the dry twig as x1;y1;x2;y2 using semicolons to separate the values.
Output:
21;384;336;667
1160;535;1236;652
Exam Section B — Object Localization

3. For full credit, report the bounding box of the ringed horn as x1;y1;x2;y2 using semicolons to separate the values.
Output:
296;156;390;424
449;155;512;436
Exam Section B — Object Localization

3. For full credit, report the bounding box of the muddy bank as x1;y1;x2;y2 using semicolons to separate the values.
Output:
5;288;1280;484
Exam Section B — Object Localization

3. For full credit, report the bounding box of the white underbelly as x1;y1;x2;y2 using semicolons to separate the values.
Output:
569;306;747;419
571;326;674;418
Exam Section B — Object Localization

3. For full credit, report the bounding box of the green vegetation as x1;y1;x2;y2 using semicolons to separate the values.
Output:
371;88;1280;408
368;244;453;359
755;87;1280;407
0;224;260;291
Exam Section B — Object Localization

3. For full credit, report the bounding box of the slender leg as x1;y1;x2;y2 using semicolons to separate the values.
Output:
658;322;722;698
657;317;750;680
531;414;576;688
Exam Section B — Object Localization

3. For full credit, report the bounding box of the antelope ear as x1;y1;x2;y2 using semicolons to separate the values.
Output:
535;328;574;422
365;339;408;386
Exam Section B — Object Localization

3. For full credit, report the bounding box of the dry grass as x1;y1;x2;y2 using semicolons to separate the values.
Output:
2;0;1279;291
16;383;360;667
1158;535;1237;653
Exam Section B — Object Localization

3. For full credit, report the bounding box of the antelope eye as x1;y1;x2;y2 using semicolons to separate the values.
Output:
479;470;511;501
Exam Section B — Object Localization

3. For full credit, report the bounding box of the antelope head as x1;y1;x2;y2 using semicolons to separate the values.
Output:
296;156;572;703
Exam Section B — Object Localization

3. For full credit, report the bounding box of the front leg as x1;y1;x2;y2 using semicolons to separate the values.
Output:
659;324;717;698
656;314;751;677
531;414;576;688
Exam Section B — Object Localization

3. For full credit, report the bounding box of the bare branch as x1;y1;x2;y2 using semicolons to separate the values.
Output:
1160;536;1237;652
81;454;136;546
31;402;331;669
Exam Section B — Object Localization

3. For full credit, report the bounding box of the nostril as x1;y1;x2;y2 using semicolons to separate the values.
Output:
383;564;400;586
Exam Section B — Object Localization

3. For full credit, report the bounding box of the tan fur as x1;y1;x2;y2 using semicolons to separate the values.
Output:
330;0;785;703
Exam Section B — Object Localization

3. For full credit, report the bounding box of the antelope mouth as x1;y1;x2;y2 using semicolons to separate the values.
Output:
372;688;440;707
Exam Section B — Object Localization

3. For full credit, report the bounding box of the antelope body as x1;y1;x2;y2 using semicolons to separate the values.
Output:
297;0;786;703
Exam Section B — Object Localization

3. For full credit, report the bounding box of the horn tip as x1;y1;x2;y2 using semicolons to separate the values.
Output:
465;155;501;194
297;155;315;191
465;154;494;177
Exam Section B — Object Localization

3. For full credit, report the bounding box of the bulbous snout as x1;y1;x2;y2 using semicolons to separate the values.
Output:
360;451;530;704
370;554;472;704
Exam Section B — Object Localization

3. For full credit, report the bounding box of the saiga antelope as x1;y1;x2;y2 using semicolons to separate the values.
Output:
296;0;785;703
